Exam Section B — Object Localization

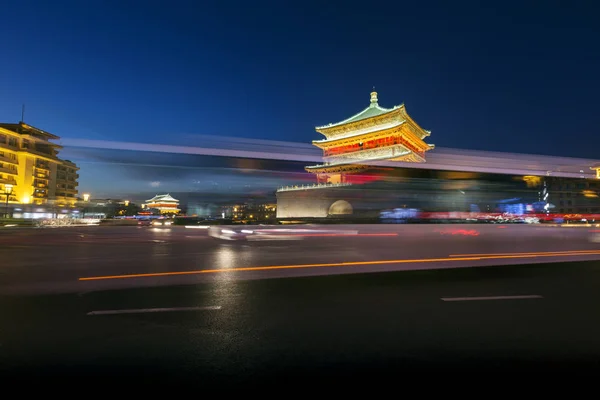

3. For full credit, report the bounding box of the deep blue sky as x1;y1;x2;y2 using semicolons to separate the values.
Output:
1;0;599;198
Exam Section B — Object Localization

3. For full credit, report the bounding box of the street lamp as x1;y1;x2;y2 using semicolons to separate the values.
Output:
82;193;90;218
3;183;13;218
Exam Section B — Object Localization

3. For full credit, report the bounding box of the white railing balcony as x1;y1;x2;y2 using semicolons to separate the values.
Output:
324;144;412;165
277;182;352;192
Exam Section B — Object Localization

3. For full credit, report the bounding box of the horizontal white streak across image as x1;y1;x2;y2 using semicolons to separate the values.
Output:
59;136;600;179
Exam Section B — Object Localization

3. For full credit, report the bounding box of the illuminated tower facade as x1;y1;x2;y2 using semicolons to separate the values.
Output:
305;91;434;184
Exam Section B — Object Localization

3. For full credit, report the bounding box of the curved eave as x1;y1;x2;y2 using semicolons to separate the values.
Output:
304;164;368;174
400;106;431;139
146;193;179;203
147;199;179;204
146;197;179;203
304;164;351;170
311;120;406;148
306;149;412;169
315;103;404;133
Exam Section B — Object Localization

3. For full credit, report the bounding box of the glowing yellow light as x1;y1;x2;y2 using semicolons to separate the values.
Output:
22;195;30;204
4;183;13;194
83;193;90;202
124;200;130;207
522;175;542;188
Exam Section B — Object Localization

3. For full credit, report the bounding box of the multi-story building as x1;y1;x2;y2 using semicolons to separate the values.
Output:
80;198;137;219
546;177;600;215
225;204;247;221
257;203;277;222
222;202;277;223
0;121;79;208
54;160;80;207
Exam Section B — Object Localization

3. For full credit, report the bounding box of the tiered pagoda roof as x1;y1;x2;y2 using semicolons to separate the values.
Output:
306;91;435;174
146;194;179;203
313;91;433;146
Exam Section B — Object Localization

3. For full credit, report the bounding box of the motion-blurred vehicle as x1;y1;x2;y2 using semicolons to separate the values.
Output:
152;219;173;226
137;219;152;226
207;227;355;241
208;226;252;240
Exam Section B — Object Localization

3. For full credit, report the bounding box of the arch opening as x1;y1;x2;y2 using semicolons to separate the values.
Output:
328;200;353;215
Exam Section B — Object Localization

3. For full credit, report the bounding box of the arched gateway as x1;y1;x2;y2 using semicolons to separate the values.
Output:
328;200;353;215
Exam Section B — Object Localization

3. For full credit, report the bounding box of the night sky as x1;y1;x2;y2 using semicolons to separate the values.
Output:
1;1;599;199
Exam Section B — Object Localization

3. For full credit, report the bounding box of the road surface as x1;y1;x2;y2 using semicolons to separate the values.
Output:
1;260;600;386
0;224;599;295
2;224;600;385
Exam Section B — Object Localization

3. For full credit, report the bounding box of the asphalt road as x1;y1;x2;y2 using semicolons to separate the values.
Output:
1;260;600;387
0;224;599;295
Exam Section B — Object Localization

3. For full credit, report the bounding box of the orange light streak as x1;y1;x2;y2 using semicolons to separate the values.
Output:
79;249;600;282
449;250;600;257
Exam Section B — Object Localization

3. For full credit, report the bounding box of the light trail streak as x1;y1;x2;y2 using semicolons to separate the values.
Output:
59;137;599;179
78;250;600;281
449;250;600;257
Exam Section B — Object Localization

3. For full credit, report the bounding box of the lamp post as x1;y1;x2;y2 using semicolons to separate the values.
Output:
82;193;90;218
3;183;13;218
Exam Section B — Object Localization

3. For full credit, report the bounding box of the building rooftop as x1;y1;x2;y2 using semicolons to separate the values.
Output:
0;122;60;140
146;194;179;203
315;92;402;130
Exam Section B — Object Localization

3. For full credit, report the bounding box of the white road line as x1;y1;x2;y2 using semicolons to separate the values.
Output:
441;295;543;302
87;306;221;316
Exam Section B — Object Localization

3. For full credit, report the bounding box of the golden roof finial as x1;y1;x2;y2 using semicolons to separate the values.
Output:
370;88;378;106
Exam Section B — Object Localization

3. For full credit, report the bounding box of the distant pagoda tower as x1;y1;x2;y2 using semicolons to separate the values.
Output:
144;193;180;214
305;91;435;184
